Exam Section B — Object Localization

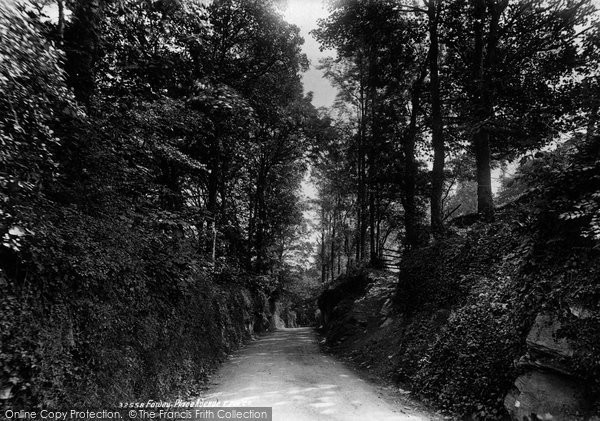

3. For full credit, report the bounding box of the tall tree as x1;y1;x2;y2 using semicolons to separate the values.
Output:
445;0;595;219
315;0;430;254
63;0;104;105
427;0;446;236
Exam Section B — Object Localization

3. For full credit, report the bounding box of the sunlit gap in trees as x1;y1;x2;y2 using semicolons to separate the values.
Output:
283;0;338;109
301;168;319;265
283;0;336;267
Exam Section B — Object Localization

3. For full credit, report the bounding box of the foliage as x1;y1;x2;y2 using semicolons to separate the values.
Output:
319;134;600;419
312;0;431;264
396;134;600;419
312;0;599;251
3;0;600;415
0;2;77;251
1;0;321;409
443;180;478;219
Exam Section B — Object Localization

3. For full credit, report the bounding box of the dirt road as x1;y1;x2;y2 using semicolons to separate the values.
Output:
202;328;440;421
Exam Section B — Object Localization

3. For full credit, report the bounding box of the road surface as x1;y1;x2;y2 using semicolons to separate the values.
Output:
202;328;440;421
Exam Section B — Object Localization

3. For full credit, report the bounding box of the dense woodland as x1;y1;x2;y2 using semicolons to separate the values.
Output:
312;0;599;280
1;0;323;408
312;2;600;420
1;0;600;419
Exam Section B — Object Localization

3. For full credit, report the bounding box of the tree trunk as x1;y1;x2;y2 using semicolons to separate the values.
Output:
368;126;377;262
344;234;351;272
158;161;183;211
356;65;368;263
428;0;445;237
331;211;336;282
64;0;103;106
474;130;494;218
254;159;268;273
585;79;599;142
375;190;381;258
471;0;491;219
368;60;378;264
470;0;507;220
359;148;368;263
368;175;376;263
57;0;65;45
321;205;327;283
401;62;428;250
206;138;220;257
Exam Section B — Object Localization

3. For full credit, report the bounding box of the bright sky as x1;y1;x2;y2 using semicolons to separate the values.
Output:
282;0;331;243
282;0;337;108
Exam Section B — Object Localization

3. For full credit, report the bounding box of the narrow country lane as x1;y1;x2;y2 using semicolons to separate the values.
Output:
202;328;440;421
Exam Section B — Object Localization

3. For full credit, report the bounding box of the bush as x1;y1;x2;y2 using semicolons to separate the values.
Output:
399;137;600;419
0;201;272;408
319;136;600;419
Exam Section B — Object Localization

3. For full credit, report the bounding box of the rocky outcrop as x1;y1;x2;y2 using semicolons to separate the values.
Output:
318;270;371;330
505;313;592;421
505;371;588;421
252;290;272;333
284;310;297;328
291;298;318;327
318;270;398;345
267;293;303;329
526;314;574;358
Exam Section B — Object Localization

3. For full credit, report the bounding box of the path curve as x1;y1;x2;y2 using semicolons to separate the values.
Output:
202;327;439;421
